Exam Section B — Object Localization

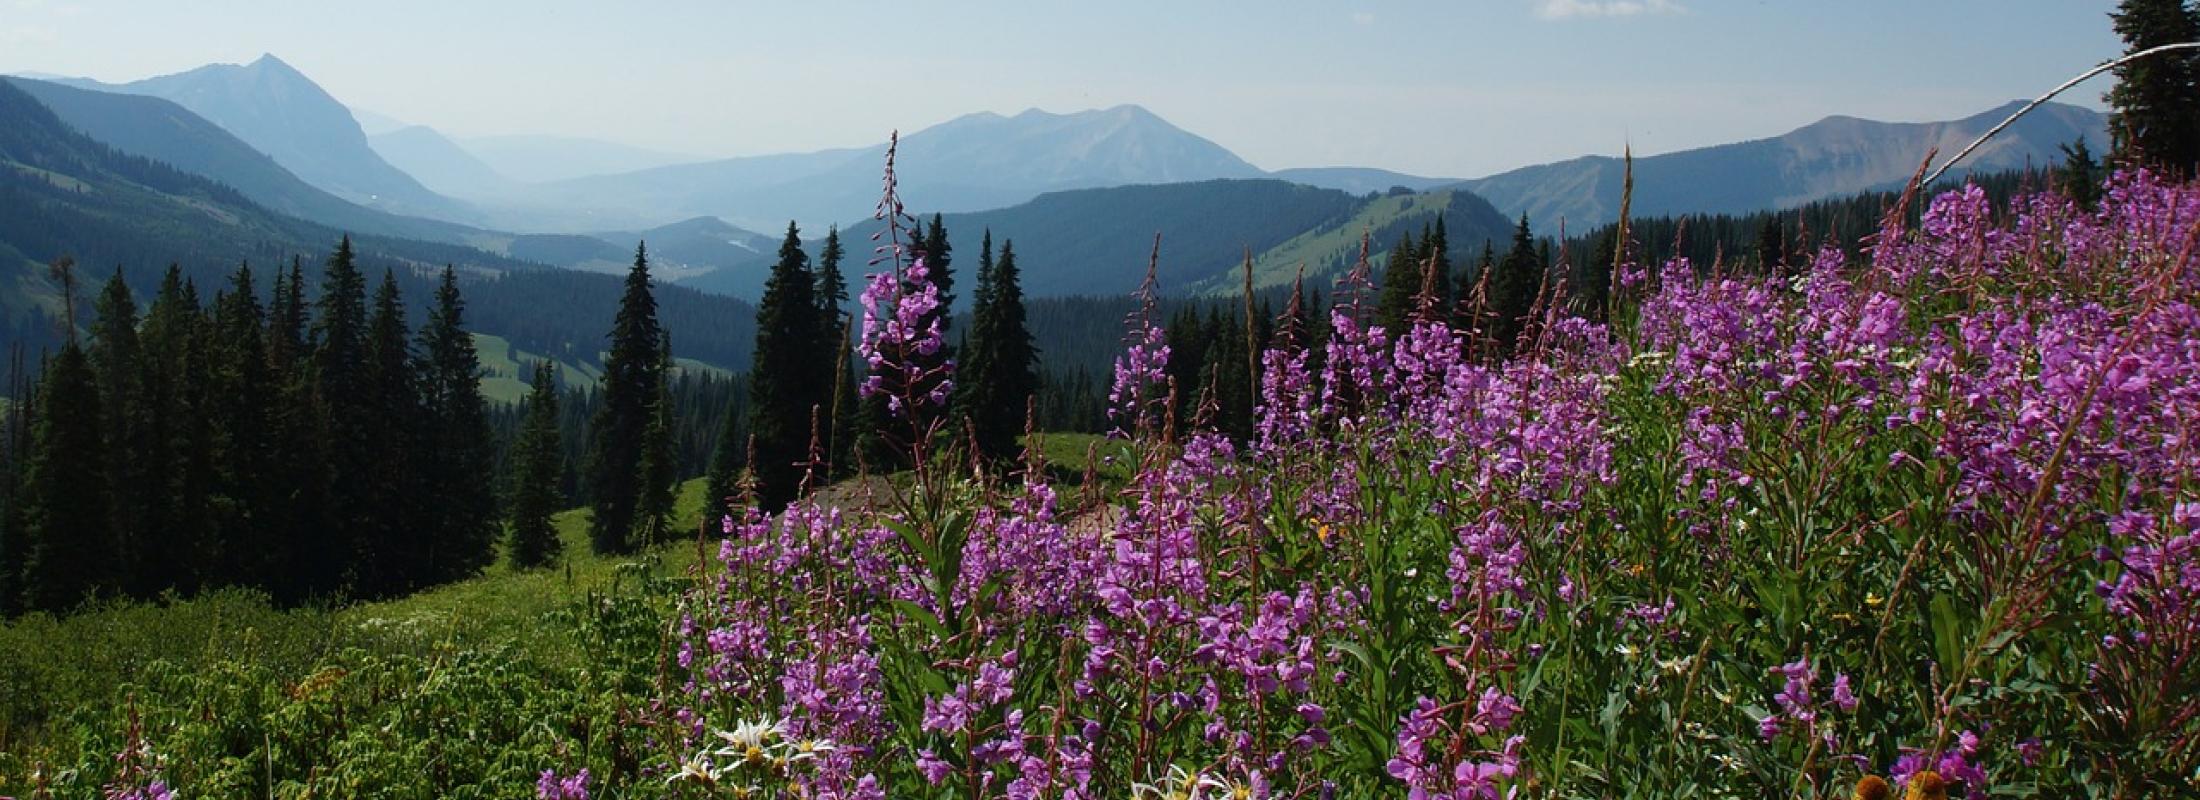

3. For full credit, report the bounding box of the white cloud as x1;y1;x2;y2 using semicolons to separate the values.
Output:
1536;0;1685;20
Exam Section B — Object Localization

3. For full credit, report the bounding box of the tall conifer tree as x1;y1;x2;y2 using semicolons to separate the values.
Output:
1376;230;1421;333
814;227;857;477
138;268;214;595
17;342;109;612
2108;0;2200;171
634;334;679;544
585;243;666;554
86;271;146;589
358;270;420;596
1489;215;1543;356
747;223;826;511
955;236;1038;462
309;237;371;594
508;363;565;569
209;262;283;588
416;266;498;581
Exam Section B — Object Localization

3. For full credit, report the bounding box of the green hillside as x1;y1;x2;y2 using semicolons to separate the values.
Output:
472;332;732;405
1201;187;1514;294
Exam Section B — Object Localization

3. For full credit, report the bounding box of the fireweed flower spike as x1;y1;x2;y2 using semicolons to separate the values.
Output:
857;255;952;418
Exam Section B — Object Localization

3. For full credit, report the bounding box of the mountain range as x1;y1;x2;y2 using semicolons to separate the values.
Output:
1458;100;2107;228
0;77;760;374
42;55;478;223
3;76;484;245
4;52;2112;309
484;105;1268;234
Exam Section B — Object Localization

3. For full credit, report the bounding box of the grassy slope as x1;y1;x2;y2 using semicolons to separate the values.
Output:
1193;188;1478;294
468;332;732;405
343;478;713;650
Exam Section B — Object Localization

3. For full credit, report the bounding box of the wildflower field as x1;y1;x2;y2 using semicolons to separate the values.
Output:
8;171;2200;799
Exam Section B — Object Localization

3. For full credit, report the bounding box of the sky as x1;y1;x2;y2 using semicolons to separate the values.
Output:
0;0;2129;178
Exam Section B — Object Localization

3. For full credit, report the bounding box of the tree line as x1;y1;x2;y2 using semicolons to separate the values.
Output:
0;239;499;613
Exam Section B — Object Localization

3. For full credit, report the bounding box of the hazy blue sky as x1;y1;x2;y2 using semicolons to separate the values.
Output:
0;0;2127;177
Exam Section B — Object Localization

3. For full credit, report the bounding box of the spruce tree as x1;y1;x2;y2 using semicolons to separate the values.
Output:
86;271;145;591
358;270;421;596
747;223;826;511
585;243;666;554
1754;218;1787;273
956;237;1038;462
138;269;215;595
209;262;284;589
2107;0;2200;171
911;214;955;428
814;227;856;477
702;388;746;520
2061;136;2104;209
268;257;309;374
633;334;679;544
415;266;498;582
1377;230;1421;333
1164;306;1209;424
18;342;111;612
507;363;565;569
953;232;998;451
272;253;333;601
0;349;28;616
1489;215;1543;356
309;237;371;595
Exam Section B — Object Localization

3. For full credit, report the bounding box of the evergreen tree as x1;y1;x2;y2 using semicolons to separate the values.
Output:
1376;229;1422;332
17;342;110;612
507;363;565;569
585;243;667;554
267;257;308;374
911;214;955;426
358;270;421;596
634;334;679;544
1755;218;1787;272
208;262;284;589
956;238;1039;462
309;237;371;595
415;266;498;583
86;271;145;591
703;386;746;521
1202;306;1254;440
0;348;31;615
1489;215;1543;356
2061;136;2104;209
2107;0;2200;171
814;227;856;476
270;253;332;601
138;268;214;595
747;223;826;511
1164;306;1209;425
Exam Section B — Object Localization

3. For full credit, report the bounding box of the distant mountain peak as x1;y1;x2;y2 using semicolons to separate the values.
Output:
74;55;476;222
